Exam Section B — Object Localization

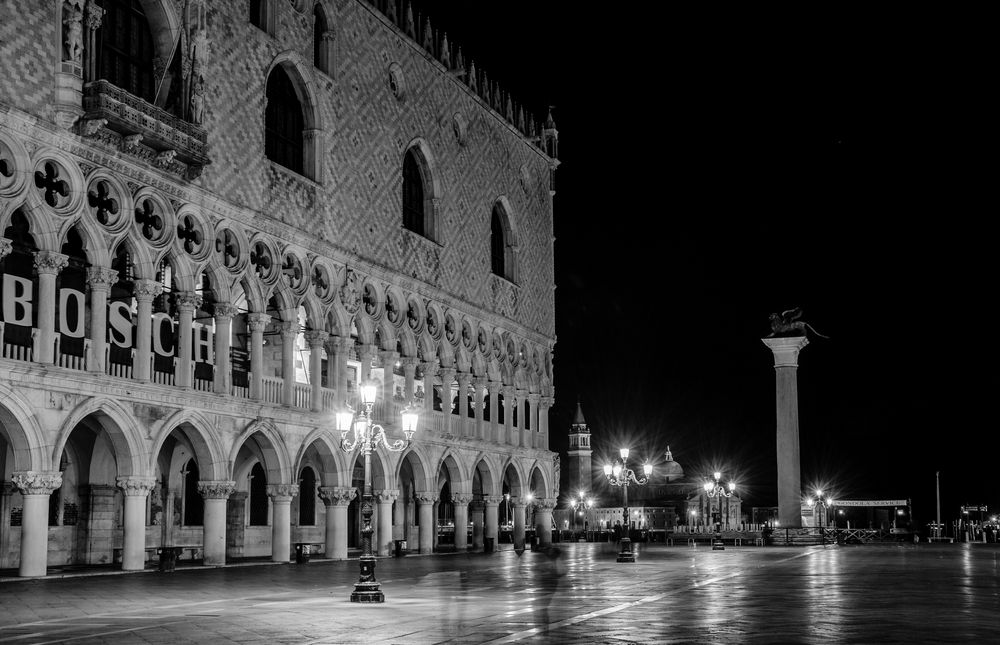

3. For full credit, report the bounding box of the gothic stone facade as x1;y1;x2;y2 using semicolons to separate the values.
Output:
0;0;558;576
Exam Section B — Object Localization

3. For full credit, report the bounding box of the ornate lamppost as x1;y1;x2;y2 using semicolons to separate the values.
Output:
571;494;592;538
337;380;419;603
805;490;831;528
704;471;735;550
603;448;652;563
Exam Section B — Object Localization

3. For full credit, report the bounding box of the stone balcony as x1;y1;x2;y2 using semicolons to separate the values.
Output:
82;80;210;178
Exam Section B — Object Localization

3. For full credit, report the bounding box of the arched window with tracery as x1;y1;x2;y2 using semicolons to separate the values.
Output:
265;66;304;175
96;0;155;102
402;148;425;236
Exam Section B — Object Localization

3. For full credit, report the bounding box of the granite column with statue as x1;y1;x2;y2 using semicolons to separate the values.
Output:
762;335;809;528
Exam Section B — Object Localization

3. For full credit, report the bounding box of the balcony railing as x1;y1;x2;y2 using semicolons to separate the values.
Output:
83;80;210;174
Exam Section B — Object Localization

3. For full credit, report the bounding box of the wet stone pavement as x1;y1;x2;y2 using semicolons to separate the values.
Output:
0;542;998;644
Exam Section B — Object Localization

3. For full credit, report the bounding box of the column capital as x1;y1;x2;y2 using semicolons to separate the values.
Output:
473;376;488;388
762;336;809;367
197;480;237;499
303;329;329;347
420;360;439;376
278;320;298;340
539;396;554;409
451;494;473;506
33;251;69;275
318;486;357;506
0;238;12;260
247;312;271;331
415;492;439;505
379;349;399;364
456;371;472;385
174;290;203;311
375;489;399;504
401;356;419;369
501;385;516;397
487;380;502;394
482;495;504;507
214;303;240;320
86;266;118;292
11;471;62;495
438;366;456;381
116;476;156;496
133;278;163;300
534;498;557;512
266;483;299;500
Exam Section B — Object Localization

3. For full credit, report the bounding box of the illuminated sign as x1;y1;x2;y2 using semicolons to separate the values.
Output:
831;500;908;507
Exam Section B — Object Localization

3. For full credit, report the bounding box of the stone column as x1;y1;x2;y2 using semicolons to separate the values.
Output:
380;349;399;418
334;336;352;406
213;304;238;394
416;493;437;554
420;360;438;415
452;494;471;551
86;266;117;373
32;252;68;364
502;386;516;446
763;335;810;529
516;389;528;447
488;382;500;442
535;498;556;547
132;279;162;382
375;489;398;556
402;356;418;400
318;487;355;559
456;372;471;437
246;313;270;400
483;496;501;550
357;344;376;384
528;394;541;449
267;484;298;562
512;500;527;550
174;291;202;388
226;491;247;560
438;367;456;434
11;471;62;577
278;320;298;406
198;480;235;566
116;476;155;570
470;500;485;550
538;396;552;450
0;482;14;569
304;330;328;411
473;377;487;440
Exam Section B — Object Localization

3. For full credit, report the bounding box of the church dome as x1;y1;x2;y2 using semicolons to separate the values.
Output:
661;446;685;482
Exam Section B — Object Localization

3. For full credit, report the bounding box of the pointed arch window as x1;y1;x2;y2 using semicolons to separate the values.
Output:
490;202;516;282
299;467;316;525
402;149;425;236
183;459;204;526
314;5;332;75
249;462;269;526
265;66;305;175
96;0;155;102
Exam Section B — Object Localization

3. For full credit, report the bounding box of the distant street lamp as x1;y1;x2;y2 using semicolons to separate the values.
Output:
337;380;419;603
571;494;593;537
805;490;832;528
603;448;652;563
704;471;735;550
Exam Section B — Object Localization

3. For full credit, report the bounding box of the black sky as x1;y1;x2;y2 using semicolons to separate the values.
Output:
416;3;994;524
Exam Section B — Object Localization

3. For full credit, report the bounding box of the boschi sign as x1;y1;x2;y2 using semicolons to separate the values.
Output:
1;274;216;362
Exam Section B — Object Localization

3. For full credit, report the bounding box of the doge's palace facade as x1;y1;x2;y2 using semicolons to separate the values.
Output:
0;0;559;576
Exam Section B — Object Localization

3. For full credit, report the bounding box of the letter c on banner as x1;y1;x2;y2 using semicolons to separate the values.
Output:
151;311;175;356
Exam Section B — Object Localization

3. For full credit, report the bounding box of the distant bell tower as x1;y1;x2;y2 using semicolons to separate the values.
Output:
566;399;593;498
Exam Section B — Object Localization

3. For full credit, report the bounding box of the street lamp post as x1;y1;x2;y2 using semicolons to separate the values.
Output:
805;490;831;528
603;448;652;563
703;471;735;551
571;494;592;539
336;380;419;603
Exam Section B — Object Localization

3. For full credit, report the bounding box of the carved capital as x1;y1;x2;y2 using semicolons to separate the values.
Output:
197;480;236;499
121;134;143;152
438;367;456;382
419;360;439;377
303;329;329;348
375;489;399;504
84;1;104;30
318;486;356;506
451;494;473;506
266;483;299;500
0;238;13;260
116;476;156;496
154;149;177;169
246;312;271;332
456;371;472;386
213;303;240;320
533;498;557;512
133;278;163;301
80;118;107;137
482;495;504;507
86;266;118;291
278;321;298;341
12;471;62;495
33;251;69;275
415;492;439;505
174;290;202;311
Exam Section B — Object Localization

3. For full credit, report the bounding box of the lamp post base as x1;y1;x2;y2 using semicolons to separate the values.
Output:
350;583;385;603
616;537;635;562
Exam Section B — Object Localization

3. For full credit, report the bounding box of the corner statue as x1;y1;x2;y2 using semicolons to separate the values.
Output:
767;307;829;339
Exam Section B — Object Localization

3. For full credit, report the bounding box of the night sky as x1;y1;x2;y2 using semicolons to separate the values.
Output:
417;3;993;524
